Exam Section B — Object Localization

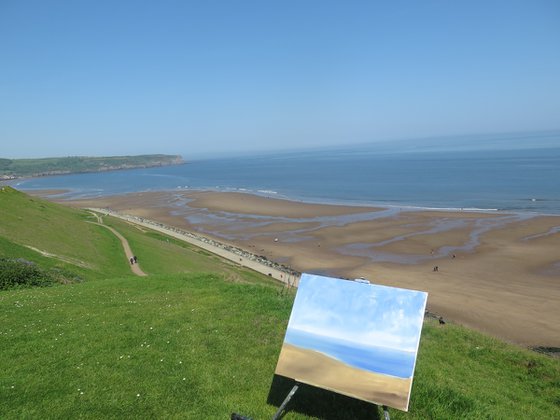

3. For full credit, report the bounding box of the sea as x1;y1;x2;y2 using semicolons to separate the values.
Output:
284;328;416;379
8;131;560;215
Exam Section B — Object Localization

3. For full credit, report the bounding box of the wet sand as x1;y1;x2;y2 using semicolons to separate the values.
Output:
276;343;412;411
60;190;560;348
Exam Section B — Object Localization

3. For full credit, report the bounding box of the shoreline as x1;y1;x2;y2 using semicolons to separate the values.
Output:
35;189;560;349
18;185;560;217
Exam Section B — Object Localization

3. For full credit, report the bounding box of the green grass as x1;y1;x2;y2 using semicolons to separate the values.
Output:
0;187;268;283
0;187;130;279
1;274;558;419
1;187;559;419
0;274;291;419
412;321;560;419
0;235;88;279
101;216;270;283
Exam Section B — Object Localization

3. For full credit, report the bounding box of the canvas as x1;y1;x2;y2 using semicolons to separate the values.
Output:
275;273;428;411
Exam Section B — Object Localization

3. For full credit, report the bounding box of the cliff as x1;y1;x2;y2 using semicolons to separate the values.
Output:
0;154;185;179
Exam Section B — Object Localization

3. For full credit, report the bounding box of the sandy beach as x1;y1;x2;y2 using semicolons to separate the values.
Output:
59;190;560;349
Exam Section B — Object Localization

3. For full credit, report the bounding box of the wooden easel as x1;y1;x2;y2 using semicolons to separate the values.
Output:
271;383;391;420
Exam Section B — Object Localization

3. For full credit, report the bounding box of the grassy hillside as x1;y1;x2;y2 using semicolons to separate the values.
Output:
0;186;265;283
1;187;559;419
0;187;128;281
1;274;559;419
101;216;270;284
0;154;183;178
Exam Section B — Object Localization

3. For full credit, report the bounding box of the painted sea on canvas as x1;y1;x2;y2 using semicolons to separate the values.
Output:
284;328;416;379
9;131;560;214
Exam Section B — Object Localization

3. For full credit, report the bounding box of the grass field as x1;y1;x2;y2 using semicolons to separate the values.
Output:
1;187;559;419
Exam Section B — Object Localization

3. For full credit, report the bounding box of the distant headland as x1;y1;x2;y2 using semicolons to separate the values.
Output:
0;154;184;179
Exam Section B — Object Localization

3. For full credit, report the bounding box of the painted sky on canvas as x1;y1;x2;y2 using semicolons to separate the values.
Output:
1;1;559;158
288;274;427;352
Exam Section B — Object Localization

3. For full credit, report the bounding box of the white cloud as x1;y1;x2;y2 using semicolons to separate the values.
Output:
288;274;428;352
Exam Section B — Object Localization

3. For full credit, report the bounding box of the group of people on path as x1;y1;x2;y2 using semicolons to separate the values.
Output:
129;255;138;265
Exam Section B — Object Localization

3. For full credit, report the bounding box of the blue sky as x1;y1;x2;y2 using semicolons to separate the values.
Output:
1;1;559;158
288;274;427;352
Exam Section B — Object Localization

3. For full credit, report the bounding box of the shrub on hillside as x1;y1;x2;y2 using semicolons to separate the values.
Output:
49;267;83;285
0;258;56;290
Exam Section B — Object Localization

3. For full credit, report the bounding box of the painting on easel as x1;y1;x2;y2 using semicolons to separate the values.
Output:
275;273;428;411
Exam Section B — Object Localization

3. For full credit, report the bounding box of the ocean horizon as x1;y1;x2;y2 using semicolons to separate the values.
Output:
8;131;560;215
285;328;416;379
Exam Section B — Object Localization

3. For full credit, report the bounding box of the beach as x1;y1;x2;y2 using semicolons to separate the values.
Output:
59;190;560;349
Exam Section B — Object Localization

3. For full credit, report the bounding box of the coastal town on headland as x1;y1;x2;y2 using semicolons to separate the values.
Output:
0;154;184;180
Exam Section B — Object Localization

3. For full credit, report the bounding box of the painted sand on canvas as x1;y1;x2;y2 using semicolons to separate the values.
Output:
275;273;428;411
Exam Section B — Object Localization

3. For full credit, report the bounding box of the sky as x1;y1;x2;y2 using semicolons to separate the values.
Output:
1;1;559;159
287;274;427;352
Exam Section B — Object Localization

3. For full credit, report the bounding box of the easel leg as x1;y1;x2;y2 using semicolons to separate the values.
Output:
382;405;390;420
272;383;299;420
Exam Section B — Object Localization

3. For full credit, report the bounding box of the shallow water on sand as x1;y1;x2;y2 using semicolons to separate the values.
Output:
9;132;560;214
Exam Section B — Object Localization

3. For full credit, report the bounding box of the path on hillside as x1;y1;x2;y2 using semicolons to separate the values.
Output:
87;208;299;286
88;212;147;277
23;245;92;269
